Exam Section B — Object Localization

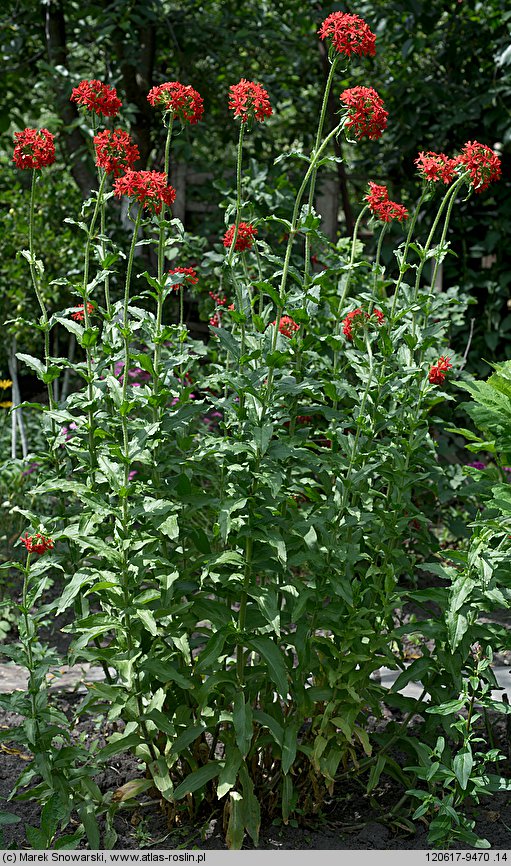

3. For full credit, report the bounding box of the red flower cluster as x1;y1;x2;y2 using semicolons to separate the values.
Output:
94;129;140;177
72;302;94;322
415;151;457;185
339;87;388;141
168;267;199;289
20;532;54;555
457;141;502;194
365;182;408;223
70;79;122;117
13;128;55;170
429;356;452;385
272;315;300;338
113;170;176;214
209;291;227;306
223;222;258;251
228;79;272;123
147;82;204;125
342;307;384;340
318;12;376;57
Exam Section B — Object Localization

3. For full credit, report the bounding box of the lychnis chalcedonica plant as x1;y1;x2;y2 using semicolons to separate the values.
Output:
1;10;504;850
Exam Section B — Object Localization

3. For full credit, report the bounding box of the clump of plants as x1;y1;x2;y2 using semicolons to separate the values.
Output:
0;10;508;851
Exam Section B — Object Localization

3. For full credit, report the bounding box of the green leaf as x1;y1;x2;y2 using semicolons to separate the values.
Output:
145;709;175;736
173;763;220;800
367;754;387;793
248;635;289;700
453;748;473;790
0;812;21;826
159;513;179;540
282;723;298;774
149;758;174;801
170;723;206;756
282;773;293;824
252;709;284;746
233;693;253;758
137;609;158;636
426;698;466;716
97;732;143;761
141;659;192;690
54;316;84;341
195;627;229;674
447;612;469;652
210;326;240;360
55;571;94;615
78;803;100;850
238;763;260;845
16;353;46;379
217;747;243;799
225;791;244;850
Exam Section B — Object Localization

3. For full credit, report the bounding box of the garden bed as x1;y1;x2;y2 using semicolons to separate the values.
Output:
1;696;511;850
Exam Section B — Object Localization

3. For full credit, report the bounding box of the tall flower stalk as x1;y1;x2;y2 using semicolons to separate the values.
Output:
28;170;55;412
81;172;107;475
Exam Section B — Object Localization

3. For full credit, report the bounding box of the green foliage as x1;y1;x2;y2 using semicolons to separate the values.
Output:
0;6;509;851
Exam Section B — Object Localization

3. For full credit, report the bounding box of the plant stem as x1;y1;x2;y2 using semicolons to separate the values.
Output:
264;124;341;403
82;172;107;476
28;170;55;412
331;205;368;410
21;553;40;741
236;534;254;685
226;123;245;266
372;224;388;300
411;174;467;335
99;185;111;317
153;120;174;412
303;55;340;294
117;206;158;762
390;189;428;320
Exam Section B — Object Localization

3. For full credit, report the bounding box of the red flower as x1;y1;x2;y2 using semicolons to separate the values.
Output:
342;307;384;340
415;151;457;185
272;316;300;338
113;170;176;214
428;355;453;384
228;79;272;123
209;291;227;306
13;128;55;170
147;82;204;124
20;532;54;555
365;182;408;223
168;267;199;289
365;182;388;207
70;79;122;117
72;302;94;322
318;12;376;57
93;129;140;177
223;222;258;251
340;87;388;141
456;141;502;193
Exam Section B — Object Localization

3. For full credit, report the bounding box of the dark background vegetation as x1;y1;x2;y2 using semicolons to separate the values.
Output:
0;0;510;378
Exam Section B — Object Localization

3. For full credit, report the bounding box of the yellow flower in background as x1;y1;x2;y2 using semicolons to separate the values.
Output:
0;380;12;390
0;401;13;409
